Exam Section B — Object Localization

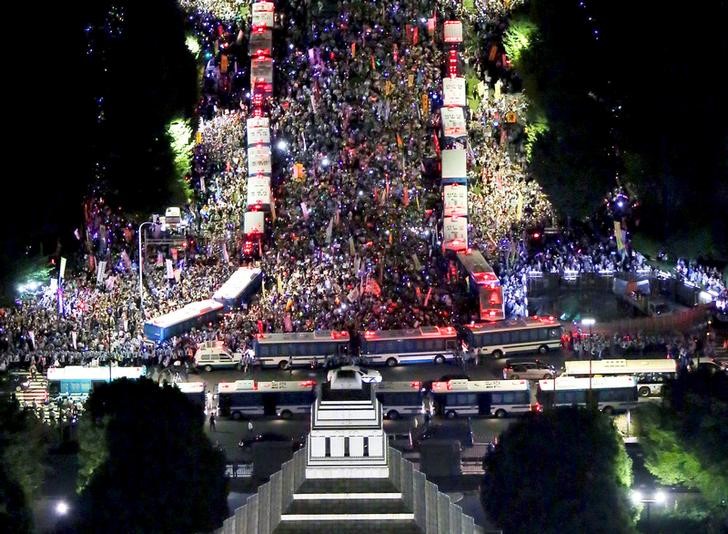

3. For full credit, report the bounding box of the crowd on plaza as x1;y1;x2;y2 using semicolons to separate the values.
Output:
1;0;726;385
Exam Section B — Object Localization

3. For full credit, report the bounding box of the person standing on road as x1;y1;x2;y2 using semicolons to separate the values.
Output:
209;413;217;432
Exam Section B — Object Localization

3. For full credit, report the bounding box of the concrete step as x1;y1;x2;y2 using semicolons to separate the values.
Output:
285;498;411;516
296;478;399;495
274;520;422;533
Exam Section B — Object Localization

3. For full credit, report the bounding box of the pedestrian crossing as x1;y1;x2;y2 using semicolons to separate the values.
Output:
11;372;49;406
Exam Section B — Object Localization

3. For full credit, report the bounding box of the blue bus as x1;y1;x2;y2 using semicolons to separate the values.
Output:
143;299;224;342
212;267;263;309
361;326;459;367
47;366;145;400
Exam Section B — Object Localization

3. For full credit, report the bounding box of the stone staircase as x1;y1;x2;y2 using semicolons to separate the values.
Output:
12;372;48;406
275;478;420;533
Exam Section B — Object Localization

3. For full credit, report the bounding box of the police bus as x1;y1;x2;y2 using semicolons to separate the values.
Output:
143;299;224;342
374;381;427;420
216;379;317;419
562;358;677;397
536;375;639;414
47;366;145;400
456;249;505;321
429;379;532;419
212;267;262;309
175;382;206;410
361;326;459;367
460;316;563;359
253;331;350;369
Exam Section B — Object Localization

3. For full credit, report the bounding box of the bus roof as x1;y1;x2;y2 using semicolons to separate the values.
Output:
175;382;205;393
431;379;529;393
463;316;560;334
456;249;499;284
363;326;458;341
374;381;423;392
538;375;637;391
145;299;223;328
212;267;262;302
47;366;145;381
255;330;349;344
217;379;317;393
563;359;677;376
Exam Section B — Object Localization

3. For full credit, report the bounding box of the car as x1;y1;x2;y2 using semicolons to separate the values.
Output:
503;360;557;380
327;365;382;384
238;432;305;451
691;359;727;374
710;356;728;371
194;346;242;372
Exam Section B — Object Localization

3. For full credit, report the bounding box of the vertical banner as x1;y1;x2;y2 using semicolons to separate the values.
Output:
96;260;107;285
59;257;67;280
166;259;174;280
614;221;625;252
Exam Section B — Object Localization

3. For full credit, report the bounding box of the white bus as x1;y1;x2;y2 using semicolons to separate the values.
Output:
374;381;426;420
429;379;532;419
47;366;145;400
175;382;206;410
216;379;317;419
460;316;563;359
562;358;677;397
211;267;262;309
361;326;459;367
536;376;639;414
253;331;350;369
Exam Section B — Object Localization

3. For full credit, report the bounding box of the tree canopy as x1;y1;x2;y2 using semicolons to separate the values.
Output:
71;378;227;533
481;407;635;534
637;369;728;518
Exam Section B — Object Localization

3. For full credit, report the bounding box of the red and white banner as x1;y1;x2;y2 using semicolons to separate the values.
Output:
246;117;270;146
244;211;265;235
443;184;468;217
247;175;271;208
441;107;467;139
444;21;463;43
442;77;466;107
443;216;468;251
247;145;272;175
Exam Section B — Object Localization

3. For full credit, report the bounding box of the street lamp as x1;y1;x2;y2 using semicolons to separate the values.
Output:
138;221;153;318
631;489;667;526
581;318;596;406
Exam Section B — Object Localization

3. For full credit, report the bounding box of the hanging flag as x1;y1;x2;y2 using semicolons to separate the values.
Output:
615;221;625;252
397;133;403;148
325;217;334;245
59;257;67;279
222;242;230;264
277;274;283;295
165;259;174;280
516;193;523;221
421;93;429;115
424;287;433;307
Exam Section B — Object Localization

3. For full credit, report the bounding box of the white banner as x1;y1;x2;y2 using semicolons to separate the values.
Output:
441;148;467;179
252;2;275;28
96;260;107;285
244;211;265;235
441;107;467;139
246;117;270;146
443;77;466;107
444;21;463;43
247;175;271;208
443;184;468;217
251;57;273;84
165;259;174;280
443;216;468;251
247;146;272;175
59;257;67;279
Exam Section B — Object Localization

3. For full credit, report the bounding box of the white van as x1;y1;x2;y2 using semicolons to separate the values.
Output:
194;346;242;372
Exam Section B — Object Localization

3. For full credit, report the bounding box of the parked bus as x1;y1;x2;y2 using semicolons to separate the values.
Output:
429;379;532;419
47;366;145;400
212;267;262;309
175;382;206;410
216;379;316;419
562;358;677;397
253;331;350;369
460;316;563;359
361;327;459;367
143;299;224;342
536;376;639;413
374;381;426;420
456;249;505;321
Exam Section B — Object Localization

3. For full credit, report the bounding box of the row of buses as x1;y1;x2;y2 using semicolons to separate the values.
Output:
213;375;643;421
251;316;563;369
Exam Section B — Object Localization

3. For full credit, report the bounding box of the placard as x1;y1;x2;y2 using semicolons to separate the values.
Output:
441;148;467;179
247;175;271;208
247;145;272;175
443;216;468;251
443;77;466;107
444;21;463;43
441;107;467;139
247;117;270;146
244;211;265;235
443;184;468;217
252;2;275;29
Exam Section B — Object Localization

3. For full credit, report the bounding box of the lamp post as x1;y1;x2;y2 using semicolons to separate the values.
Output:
581;318;596;407
631;489;666;528
138;221;153;319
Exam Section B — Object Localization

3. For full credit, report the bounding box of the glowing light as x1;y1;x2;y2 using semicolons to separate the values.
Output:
55;501;69;516
630;490;643;506
654;490;666;504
